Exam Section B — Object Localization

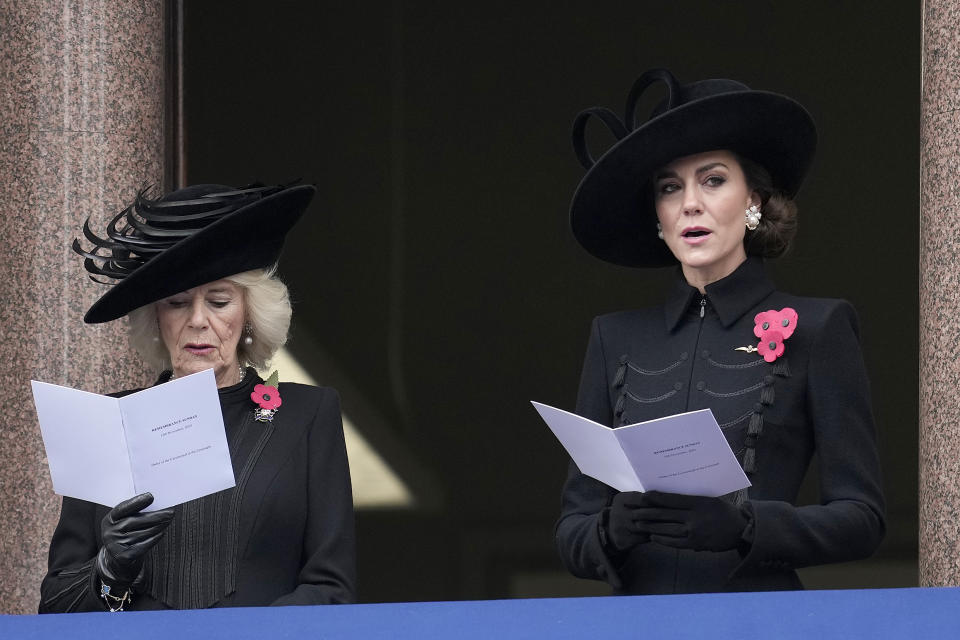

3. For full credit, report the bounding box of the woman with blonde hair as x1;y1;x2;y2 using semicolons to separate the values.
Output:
40;183;355;611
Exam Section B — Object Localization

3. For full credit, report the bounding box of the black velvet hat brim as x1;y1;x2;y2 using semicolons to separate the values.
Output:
570;91;816;268
83;185;315;323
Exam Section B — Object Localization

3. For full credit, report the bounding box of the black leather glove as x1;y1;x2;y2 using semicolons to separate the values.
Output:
602;491;652;553
96;492;175;586
630;491;750;552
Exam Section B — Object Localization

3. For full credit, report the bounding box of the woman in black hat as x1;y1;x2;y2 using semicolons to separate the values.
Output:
39;184;355;611
555;70;885;594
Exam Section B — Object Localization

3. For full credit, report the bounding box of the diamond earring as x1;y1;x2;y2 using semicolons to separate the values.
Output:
243;323;254;346
745;205;762;231
656;222;664;240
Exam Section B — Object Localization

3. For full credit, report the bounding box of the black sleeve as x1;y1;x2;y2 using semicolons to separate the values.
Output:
270;388;357;605
39;497;109;613
554;317;624;588
734;302;886;575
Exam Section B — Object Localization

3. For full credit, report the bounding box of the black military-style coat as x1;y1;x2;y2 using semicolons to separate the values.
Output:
39;370;355;611
555;258;885;594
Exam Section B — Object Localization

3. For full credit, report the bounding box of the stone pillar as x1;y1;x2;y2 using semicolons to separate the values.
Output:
920;0;960;586
0;1;163;614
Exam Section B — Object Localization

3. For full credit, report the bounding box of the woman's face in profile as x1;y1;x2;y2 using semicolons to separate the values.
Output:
156;279;246;384
654;150;758;283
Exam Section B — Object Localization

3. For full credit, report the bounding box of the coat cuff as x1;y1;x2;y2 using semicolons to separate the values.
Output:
729;500;793;577
593;509;627;589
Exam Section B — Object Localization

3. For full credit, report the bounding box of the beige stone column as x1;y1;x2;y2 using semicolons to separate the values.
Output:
0;1;163;613
920;0;960;586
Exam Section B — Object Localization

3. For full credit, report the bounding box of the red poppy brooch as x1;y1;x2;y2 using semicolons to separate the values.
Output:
736;308;798;362
251;370;282;422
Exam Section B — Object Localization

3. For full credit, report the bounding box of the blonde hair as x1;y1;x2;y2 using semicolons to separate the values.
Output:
127;266;292;372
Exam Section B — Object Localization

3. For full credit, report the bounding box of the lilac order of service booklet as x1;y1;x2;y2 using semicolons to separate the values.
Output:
532;402;750;497
32;368;236;510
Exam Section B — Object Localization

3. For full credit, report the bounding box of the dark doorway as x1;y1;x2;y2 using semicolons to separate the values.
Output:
183;1;919;601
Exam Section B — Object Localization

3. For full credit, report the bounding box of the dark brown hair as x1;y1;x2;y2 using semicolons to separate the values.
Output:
737;153;798;258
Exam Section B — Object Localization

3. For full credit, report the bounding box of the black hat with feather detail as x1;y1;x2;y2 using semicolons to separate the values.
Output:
569;68;816;268
74;182;315;323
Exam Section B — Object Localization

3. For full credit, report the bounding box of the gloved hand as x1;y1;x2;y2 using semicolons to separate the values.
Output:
630;491;750;552
602;491;651;553
96;492;175;585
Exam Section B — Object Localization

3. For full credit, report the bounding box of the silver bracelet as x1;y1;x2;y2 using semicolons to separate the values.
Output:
100;580;132;612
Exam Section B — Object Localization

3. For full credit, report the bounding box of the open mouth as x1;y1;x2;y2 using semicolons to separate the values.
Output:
185;343;214;355
682;228;711;238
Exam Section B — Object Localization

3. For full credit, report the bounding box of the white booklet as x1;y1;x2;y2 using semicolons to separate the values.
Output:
32;368;236;511
532;402;750;497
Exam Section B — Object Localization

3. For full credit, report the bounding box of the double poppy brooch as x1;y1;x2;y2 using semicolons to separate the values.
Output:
251;370;282;422
736;308;798;362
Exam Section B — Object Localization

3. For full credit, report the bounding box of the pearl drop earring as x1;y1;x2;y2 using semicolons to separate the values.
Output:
656;222;664;240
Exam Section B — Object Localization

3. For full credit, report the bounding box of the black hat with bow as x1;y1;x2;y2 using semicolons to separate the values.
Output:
74;182;314;323
569;68;817;268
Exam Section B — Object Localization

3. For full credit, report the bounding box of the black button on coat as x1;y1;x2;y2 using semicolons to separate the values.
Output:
555;258;885;594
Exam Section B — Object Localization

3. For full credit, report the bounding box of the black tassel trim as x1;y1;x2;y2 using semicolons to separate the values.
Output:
742;361;786;475
747;411;763;435
613;355;628;389
772;357;791;378
743;410;765;474
760;383;775;406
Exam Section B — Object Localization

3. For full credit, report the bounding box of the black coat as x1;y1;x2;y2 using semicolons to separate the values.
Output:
555;258;885;594
39;371;355;611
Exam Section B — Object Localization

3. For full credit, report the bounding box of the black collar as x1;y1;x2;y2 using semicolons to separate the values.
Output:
663;257;776;331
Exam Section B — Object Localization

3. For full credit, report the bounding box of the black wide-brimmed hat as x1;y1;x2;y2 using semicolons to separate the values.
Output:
74;182;315;323
570;68;817;268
